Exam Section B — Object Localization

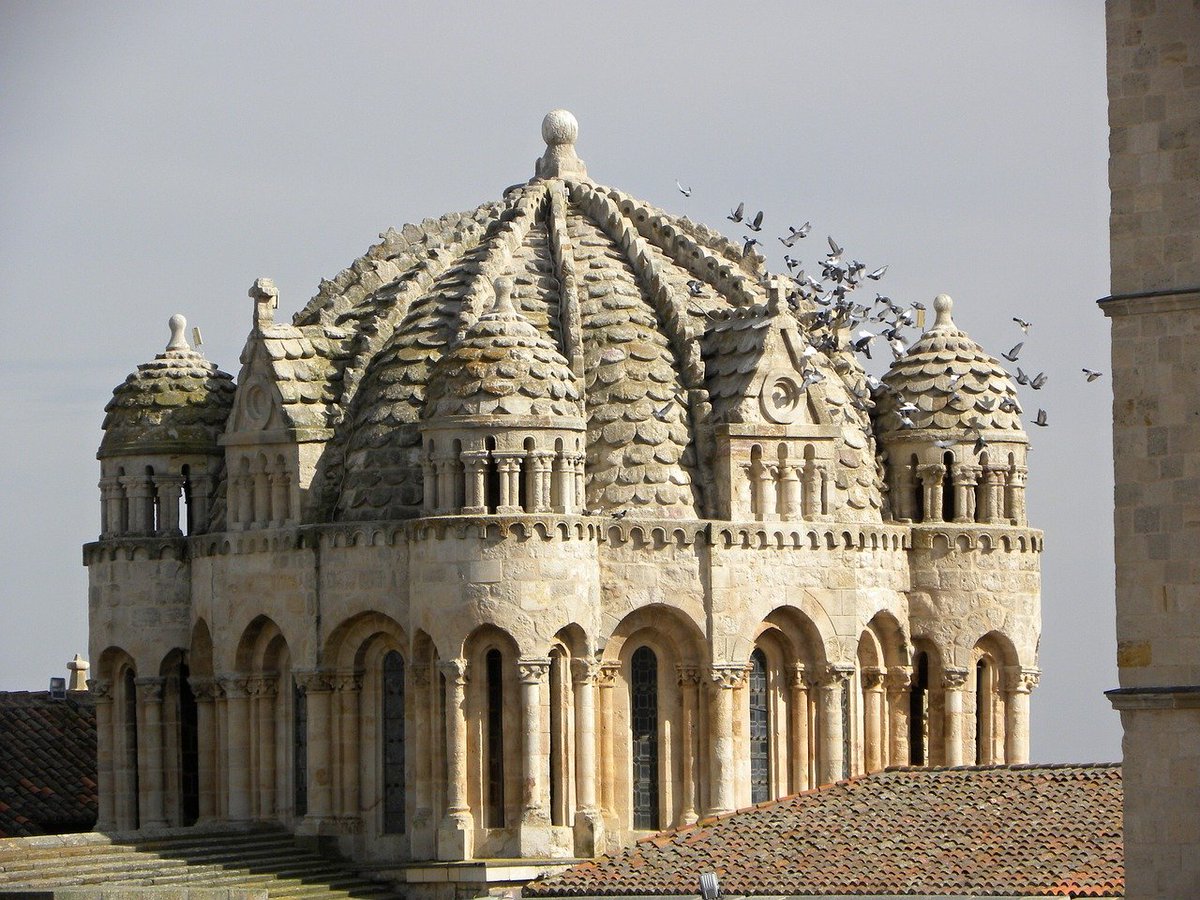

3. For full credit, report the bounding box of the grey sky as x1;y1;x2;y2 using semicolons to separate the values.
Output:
0;2;1116;762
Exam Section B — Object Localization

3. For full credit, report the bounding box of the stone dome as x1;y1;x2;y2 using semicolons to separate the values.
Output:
875;294;1024;437
277;111;884;521
424;277;584;420
99;315;235;458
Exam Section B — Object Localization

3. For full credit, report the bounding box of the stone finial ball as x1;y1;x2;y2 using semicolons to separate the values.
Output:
169;313;187;332
934;293;954;314
542;109;579;146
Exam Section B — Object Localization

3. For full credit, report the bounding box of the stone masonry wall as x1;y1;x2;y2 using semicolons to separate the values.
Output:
1107;0;1200;294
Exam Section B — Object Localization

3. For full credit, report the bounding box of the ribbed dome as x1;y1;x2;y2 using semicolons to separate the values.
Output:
100;315;235;458
424;276;584;420
875;295;1024;436
273;111;886;521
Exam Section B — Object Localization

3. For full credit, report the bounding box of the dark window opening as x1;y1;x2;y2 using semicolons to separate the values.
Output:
630;646;659;830
749;649;770;804
293;680;308;818
909;653;928;766
178;662;199;825
383;651;406;834
124;668;140;829
486;649;505;827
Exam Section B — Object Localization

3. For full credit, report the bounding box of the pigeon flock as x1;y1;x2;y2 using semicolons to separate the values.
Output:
679;182;1105;444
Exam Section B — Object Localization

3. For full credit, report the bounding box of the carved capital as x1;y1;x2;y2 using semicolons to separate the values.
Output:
787;662;810;690
709;663;749;690
942;666;970;691
1005;665;1041;694
885;666;913;694
675;663;701;687
245;675;279;699
87;678;112;702
292;669;334;694
951;464;982;486
1009;466;1029;487
133;676;166;702
860;666;886;691
596;661;621;688
331;670;364;693
188;677;223;702
217;674;253;698
571;658;602;685
438;657;469;687
820;663;855;688
916;463;946;482
517;657;551;684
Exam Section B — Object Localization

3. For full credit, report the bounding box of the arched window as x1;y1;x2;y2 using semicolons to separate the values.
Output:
293;679;308;818
749;649;770;803
177;661;199;826
485;649;505;827
910;454;924;521
909;653;929;766
485;437;500;513
630;646;659;830
383;651;406;834
123;668;140;829
941;452;955;522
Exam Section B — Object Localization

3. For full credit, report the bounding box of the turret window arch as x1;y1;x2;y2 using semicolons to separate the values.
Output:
485;436;501;513
941;452;955;522
910;454;924;521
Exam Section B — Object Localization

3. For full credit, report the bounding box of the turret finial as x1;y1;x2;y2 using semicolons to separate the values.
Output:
932;293;955;330
167;314;190;351
250;277;278;328
535;109;587;180
492;276;516;315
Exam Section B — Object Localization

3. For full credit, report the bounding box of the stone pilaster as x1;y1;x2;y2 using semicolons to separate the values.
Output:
917;464;946;523
188;677;222;822
294;669;334;832
817;665;853;784
1004;666;1039;764
90;679;117;830
885;666;912;767
437;658;472;860
675;664;701;825
860;667;886;773
517;657;551;856
408;664;435;859
942;667;969;767
787;663;811;792
218;674;253;822
133;676;167;829
596;661;619;832
571;659;604;856
707;663;747;814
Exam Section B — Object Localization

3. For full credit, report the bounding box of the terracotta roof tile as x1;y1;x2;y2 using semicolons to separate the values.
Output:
0;691;97;838
527;764;1123;897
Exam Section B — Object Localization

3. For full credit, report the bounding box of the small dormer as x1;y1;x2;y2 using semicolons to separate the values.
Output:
98;315;234;538
222;278;348;530
701;279;862;522
419;276;587;516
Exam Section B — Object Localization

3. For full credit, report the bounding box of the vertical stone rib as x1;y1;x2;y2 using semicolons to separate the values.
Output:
452;185;548;340
547;180;584;377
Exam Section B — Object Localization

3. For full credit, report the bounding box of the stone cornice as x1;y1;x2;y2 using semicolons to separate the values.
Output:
1098;284;1200;318
1105;685;1200;710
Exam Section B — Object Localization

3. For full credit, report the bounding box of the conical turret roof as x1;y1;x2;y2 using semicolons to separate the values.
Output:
876;294;1024;437
99;315;235;458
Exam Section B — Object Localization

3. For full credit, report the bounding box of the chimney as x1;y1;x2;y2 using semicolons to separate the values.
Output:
67;654;90;691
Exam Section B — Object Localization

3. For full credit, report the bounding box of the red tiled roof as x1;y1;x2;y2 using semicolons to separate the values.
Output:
0;691;97;838
527;764;1123;897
